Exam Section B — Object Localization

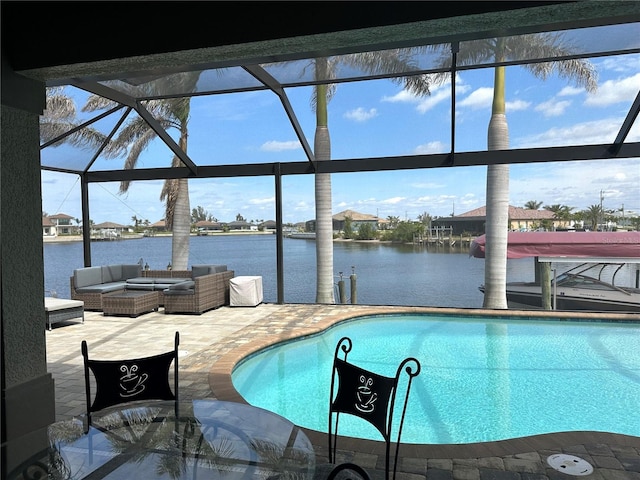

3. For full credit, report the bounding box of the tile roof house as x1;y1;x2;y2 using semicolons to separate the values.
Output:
195;220;223;234
42;213;78;236
332;209;382;232
305;209;384;233
432;205;560;235
226;220;256;231
259;220;277;232
149;220;169;232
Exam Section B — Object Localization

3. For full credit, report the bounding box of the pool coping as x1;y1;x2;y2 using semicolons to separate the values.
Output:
208;305;640;458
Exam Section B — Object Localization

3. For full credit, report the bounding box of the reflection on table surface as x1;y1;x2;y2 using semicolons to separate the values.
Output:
10;400;316;480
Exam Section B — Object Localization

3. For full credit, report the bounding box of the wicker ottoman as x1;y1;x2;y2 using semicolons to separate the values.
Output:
44;297;84;330
102;290;159;317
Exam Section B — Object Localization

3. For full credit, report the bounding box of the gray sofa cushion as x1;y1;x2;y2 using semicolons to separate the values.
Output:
191;264;227;277
159;278;189;284
191;265;210;278
74;266;102;288
126;282;176;291
127;277;186;285
125;283;155;291
126;277;156;284
76;281;127;293
102;264;123;283
168;280;195;290
122;264;142;279
103;264;141;283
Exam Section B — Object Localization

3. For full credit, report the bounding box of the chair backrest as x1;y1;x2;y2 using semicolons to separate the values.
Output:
82;331;179;431
328;337;420;480
327;462;371;480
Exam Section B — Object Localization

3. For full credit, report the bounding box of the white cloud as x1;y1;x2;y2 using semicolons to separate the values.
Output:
534;99;571;117
344;107;378;122
515;117;627;148
381;90;416;104
249;197;275;205
506;99;531;112
599;55;640;74
381;76;472;114
458;87;493;110
415;87;451;113
413;140;447;155
293;201;312;212
260;140;301;152
509;159;640;213
416;77;472;114
584;73;640;107
558;86;584;97
411;181;446;189
380;197;405;205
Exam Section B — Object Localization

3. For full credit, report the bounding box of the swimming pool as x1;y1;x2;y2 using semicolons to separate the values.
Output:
232;313;640;444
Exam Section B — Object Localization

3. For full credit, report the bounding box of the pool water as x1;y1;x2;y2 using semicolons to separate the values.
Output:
232;314;640;444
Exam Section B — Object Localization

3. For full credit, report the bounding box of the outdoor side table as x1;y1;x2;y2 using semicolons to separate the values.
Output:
44;297;84;330
102;290;159;317
230;276;263;306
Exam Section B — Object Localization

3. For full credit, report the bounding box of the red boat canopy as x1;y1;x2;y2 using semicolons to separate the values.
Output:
469;231;640;259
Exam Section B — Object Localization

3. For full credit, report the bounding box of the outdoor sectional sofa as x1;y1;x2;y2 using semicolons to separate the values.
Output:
163;265;235;314
70;263;234;313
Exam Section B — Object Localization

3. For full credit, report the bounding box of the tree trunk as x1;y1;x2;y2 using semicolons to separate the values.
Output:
315;125;334;303
171;178;190;270
483;115;509;309
483;58;509;310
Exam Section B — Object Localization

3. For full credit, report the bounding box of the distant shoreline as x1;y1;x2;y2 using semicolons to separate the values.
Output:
42;231;276;243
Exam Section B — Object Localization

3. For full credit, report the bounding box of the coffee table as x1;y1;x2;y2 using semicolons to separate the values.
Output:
102;290;159;317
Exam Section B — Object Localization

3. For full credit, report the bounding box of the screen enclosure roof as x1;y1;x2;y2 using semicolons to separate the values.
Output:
2;2;639;183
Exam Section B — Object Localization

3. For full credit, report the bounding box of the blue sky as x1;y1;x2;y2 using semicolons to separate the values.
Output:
41;52;640;226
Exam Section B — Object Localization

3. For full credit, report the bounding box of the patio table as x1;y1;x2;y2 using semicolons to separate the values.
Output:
8;399;316;480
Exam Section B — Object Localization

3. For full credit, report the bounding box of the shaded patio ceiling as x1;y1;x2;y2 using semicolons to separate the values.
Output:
2;1;640;182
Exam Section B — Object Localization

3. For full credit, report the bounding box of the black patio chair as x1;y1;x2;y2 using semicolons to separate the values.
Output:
329;336;420;480
81;331;180;433
326;462;372;480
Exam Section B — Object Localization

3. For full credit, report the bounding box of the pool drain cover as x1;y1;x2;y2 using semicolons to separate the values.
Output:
547;454;594;476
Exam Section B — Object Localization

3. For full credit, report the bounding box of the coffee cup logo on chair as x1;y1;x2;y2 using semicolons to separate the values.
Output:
119;364;148;398
355;375;377;413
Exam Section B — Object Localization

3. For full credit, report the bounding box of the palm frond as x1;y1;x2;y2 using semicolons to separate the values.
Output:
346;49;433;96
455;34;598;92
44;89;77;119
82;94;120;113
41;88;110;149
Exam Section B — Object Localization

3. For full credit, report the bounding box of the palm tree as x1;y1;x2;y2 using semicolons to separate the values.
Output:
387;215;401;229
83;73;200;270
544;204;574;224
428;34;597;308
302;52;432;303
524;200;543;210
584;204;604;230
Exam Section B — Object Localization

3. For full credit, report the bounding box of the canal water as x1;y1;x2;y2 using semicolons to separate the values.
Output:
44;235;636;308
